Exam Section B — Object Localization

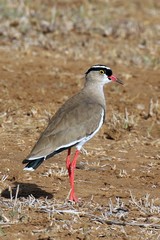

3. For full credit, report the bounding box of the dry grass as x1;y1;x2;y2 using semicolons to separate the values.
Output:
0;183;160;238
0;0;159;67
0;0;160;239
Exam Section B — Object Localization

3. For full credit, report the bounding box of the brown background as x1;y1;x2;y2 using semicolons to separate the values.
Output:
0;0;160;239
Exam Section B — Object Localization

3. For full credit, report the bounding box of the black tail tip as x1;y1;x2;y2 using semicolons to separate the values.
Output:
22;158;44;171
22;159;29;164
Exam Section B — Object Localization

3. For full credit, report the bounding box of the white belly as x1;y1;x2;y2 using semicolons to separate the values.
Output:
76;109;104;150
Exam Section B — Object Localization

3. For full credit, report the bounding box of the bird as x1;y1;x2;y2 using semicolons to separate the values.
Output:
23;64;123;202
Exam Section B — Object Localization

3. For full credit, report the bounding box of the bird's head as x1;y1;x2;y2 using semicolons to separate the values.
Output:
85;64;123;85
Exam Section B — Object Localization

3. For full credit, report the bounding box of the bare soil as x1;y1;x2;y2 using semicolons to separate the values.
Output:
0;1;160;239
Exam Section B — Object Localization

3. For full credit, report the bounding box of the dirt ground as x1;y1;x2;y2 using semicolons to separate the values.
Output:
0;0;160;239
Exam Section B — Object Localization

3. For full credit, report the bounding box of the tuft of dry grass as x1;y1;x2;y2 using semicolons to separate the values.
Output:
104;109;138;140
1;187;160;239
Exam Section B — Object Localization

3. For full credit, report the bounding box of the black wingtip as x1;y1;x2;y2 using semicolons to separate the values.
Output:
22;159;29;164
23;158;44;170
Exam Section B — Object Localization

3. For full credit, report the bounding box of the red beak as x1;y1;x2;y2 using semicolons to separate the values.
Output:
109;75;123;85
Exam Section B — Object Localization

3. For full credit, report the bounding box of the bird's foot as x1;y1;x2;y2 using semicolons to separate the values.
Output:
69;191;79;202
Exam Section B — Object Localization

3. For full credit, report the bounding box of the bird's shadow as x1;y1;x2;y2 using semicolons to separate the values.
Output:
1;182;53;199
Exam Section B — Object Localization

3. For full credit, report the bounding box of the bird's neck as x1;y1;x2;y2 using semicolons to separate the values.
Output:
83;83;106;110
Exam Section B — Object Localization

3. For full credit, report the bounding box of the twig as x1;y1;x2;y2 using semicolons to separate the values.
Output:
1;175;8;182
148;98;154;117
124;107;129;123
1;214;10;223
9;186;13;201
40;208;83;215
92;217;160;229
129;191;148;215
0;223;13;226
39;206;160;229
13;184;19;208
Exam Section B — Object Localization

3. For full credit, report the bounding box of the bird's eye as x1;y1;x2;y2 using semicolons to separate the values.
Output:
99;70;105;74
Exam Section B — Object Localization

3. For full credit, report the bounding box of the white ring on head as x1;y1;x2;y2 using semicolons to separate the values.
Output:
91;65;111;70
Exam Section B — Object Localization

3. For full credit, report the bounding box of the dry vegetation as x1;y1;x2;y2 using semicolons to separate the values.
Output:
0;0;160;239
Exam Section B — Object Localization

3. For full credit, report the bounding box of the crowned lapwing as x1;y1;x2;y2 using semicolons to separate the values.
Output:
23;64;123;202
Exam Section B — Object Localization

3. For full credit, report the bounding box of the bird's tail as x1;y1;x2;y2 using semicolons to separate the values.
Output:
22;158;44;171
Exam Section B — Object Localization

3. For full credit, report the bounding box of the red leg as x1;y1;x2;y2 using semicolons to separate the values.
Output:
66;149;80;202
